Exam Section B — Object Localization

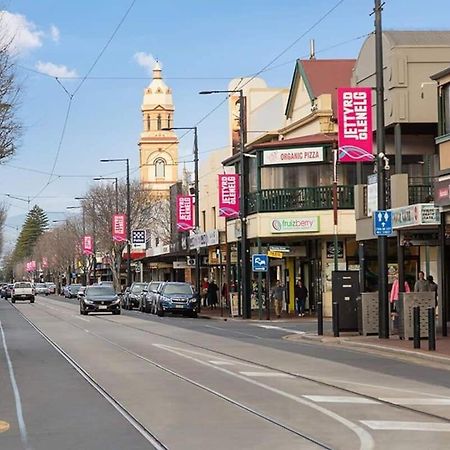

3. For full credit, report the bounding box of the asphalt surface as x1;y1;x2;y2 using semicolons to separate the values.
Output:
5;294;450;449
0;300;157;450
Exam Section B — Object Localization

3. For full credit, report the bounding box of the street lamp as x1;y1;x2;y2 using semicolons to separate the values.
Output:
162;126;201;307
93;177;119;213
199;89;251;319
100;158;131;288
67;205;87;285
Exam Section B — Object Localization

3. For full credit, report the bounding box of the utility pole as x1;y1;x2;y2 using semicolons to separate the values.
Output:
126;159;132;288
193;128;201;312
375;0;389;338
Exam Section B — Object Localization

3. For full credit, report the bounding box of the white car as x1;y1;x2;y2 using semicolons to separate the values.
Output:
35;283;50;296
12;282;35;303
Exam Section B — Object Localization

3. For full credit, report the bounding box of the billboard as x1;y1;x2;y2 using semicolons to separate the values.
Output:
218;174;240;218
112;213;127;242
176;195;194;231
337;87;373;163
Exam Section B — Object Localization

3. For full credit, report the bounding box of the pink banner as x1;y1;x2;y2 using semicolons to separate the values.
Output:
82;235;94;255
218;174;240;218
112;214;127;242
338;87;373;163
176;195;194;231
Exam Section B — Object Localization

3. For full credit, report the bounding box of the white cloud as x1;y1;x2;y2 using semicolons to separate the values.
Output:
134;52;158;74
50;24;60;43
0;10;44;54
35;61;78;78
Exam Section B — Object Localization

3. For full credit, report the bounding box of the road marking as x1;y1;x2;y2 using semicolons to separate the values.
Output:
0;321;32;450
240;371;294;378
304;395;379;404
155;344;374;450
74;315;90;322
0;420;10;433
255;325;306;335
361;421;450;432
209;360;235;366
204;324;265;340
379;398;450;406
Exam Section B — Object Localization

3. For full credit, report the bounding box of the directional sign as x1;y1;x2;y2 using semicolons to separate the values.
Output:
267;250;283;259
252;254;268;272
373;210;393;236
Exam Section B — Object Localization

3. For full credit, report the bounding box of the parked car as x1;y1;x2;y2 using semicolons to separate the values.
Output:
63;284;83;298
35;283;50;296
1;283;13;299
79;286;121;315
46;282;56;294
11;281;35;303
154;282;198;318
140;281;163;313
122;282;147;310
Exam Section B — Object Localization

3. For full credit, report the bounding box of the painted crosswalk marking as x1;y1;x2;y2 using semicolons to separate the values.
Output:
378;398;450;406
304;395;379;404
209;360;235;366
256;325;306;335
361;421;450;432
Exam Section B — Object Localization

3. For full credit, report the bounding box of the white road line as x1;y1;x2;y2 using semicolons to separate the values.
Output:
204;324;265;340
255;325;306;335
304;395;379;404
74;315;90;322
361;421;450;432
379;398;450;406
0;320;33;450
155;344;374;450
209;360;235;366
240;371;294;378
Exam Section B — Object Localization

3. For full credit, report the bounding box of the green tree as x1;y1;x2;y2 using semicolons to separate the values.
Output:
13;205;49;262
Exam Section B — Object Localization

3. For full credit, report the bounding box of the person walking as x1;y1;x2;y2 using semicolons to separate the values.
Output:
207;279;219;309
294;280;308;317
414;271;430;292
271;281;284;318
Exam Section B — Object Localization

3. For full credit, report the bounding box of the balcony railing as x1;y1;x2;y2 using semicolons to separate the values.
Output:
247;186;354;214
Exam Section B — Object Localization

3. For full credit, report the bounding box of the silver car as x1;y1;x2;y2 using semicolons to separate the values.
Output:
140;281;163;313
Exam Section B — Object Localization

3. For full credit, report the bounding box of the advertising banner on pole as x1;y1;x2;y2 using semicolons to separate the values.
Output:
112;213;127;242
82;235;94;255
218;174;240;218
337;87;373;163
176;195;194;231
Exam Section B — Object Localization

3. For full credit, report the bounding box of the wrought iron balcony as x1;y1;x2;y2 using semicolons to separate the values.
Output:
408;182;434;205
247;186;354;214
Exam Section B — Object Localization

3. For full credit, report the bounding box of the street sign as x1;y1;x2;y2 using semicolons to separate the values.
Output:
374;210;393;236
267;250;283;259
252;254;268;272
269;245;290;253
132;229;147;250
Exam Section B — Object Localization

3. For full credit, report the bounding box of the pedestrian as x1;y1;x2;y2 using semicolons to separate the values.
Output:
221;282;228;307
427;275;438;307
294;280;308;317
201;277;209;307
414;271;430;292
271;281;284;318
207;279;219;309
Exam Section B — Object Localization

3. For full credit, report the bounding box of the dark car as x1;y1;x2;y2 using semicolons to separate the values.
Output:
122;282;147;310
140;281;163;313
79;286;121;315
1;284;14;299
155;282;198;318
64;284;83;298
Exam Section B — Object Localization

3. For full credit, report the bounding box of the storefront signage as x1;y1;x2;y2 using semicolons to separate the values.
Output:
112;214;127;242
326;241;343;259
267;250;283;259
391;204;440;229
82;235;94;255
337;87;373;163
173;261;187;269
189;229;219;250
262;147;324;165
367;174;378;217
218;174;240;218
269;245;290;253
270;217;319;234
434;177;450;207
176;195;194;231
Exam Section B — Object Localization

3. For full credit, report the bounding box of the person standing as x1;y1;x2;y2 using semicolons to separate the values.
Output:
201;278;209;307
207;279;219;309
294;280;308;317
427;275;438;307
271;281;284;318
414;271;430;292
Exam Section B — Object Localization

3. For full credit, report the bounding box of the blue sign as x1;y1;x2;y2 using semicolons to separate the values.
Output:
374;210;393;236
252;254;268;272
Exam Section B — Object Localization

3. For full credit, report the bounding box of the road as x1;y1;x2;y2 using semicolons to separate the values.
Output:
2;295;450;449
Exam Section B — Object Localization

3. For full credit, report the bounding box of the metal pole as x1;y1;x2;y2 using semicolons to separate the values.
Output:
333;147;339;271
265;269;270;320
428;307;436;351
126;159;132;287
194;127;201;313
239;89;251;319
219;248;223;317
115;178;119;214
440;212;448;336
317;301;323;336
413;305;421;349
82;207;87;286
375;0;389;339
333;302;340;337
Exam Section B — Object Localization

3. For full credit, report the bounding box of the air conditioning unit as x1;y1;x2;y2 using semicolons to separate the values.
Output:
186;257;196;266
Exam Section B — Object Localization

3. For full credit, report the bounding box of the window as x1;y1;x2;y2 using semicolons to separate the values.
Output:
443;84;450;135
157;114;162;130
202;210;206;232
212;207;216;229
154;158;166;178
167;114;171;129
146;115;151;131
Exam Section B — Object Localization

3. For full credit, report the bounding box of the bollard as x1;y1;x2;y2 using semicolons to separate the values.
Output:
317;301;323;336
428;307;436;351
332;302;339;337
413;306;420;349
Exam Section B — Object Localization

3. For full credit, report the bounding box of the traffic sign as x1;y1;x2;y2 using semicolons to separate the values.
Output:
374;210;393;236
267;250;283;259
252;254;268;272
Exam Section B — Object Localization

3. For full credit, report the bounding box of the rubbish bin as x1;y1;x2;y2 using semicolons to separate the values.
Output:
358;292;379;335
332;271;359;332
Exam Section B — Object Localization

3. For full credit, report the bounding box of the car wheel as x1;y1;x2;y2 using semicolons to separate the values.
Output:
157;305;164;317
30;297;35;303
12;298;15;304
113;310;121;315
191;311;198;318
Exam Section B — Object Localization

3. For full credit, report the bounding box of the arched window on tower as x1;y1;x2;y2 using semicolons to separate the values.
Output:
154;158;166;178
167;114;171;129
157;114;162;130
146;115;151;131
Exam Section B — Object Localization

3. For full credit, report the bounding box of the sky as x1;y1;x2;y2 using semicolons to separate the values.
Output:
1;0;449;253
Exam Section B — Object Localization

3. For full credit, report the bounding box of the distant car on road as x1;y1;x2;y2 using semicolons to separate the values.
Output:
46;282;56;294
79;286;121;315
154;282;198;318
64;284;83;298
12;281;35;303
1;283;13;299
35;283;50;296
140;281;163;313
122;282;147;310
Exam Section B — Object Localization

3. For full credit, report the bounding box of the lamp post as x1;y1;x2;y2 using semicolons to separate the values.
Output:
67;205;87;285
93;177;119;213
163;126;201;308
75;197;95;284
100;158;131;288
199;89;251;319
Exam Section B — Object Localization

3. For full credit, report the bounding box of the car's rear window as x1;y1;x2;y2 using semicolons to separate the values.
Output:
15;282;31;288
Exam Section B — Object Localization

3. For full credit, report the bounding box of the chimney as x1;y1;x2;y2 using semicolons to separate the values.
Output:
309;39;316;60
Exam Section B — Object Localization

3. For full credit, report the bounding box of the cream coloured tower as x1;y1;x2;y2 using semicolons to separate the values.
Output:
139;62;178;197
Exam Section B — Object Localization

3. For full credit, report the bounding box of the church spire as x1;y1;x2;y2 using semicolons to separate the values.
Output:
153;60;162;80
